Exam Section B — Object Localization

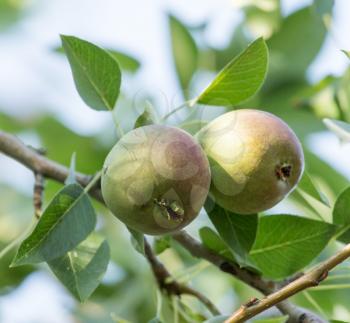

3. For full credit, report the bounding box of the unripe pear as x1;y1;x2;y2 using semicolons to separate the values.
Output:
101;125;211;235
196;109;304;214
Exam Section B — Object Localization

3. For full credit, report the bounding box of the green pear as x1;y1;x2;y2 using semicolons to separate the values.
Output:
101;125;211;235
196;109;304;214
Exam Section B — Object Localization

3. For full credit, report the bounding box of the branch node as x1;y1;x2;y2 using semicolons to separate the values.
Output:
244;297;260;308
220;261;237;275
317;270;328;283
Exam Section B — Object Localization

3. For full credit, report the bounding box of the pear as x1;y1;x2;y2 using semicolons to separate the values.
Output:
101;125;211;235
196;109;304;214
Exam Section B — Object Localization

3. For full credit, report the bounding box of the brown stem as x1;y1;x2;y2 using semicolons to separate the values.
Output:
0;131;102;201
144;240;220;316
172;231;328;322
225;244;350;322
0;131;329;322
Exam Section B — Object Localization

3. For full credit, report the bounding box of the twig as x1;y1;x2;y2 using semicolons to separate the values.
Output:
144;240;220;316
171;231;326;323
0;131;103;202
0;131;329;322
225;244;350;323
161;99;196;122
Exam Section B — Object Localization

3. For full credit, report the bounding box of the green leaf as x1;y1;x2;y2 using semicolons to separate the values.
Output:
134;105;155;129
107;50;140;72
295;171;330;206
179;120;208;135
0;0;26;30
266;6;327;87
341;50;350;60
55;45;140;72
153;236;171;255
127;227;145;255
169;15;198;99
178;302;206;322
313;0;334;16
323;118;350;143
205;201;258;264
253;316;288;323
333;186;350;243
197;37;268;107
48;233;110;302
199;227;235;262
203;316;229;323
304;148;348;196
60;35;121;111
12;184;97;266
250;215;336;279
148;318;163;323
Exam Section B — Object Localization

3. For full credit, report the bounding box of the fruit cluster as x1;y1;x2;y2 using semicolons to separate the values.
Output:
101;109;304;235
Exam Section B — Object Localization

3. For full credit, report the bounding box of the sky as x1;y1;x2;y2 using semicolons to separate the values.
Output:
0;0;350;322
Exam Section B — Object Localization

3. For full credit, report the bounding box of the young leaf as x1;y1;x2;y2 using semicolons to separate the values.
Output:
134;105;155;129
197;37;268;107
48;233;110;302
333;186;350;243
323;118;350;143
61;35;121;111
169;15;198;99
199;227;235;262
205;201;258;263
250;215;336;279
127;227;145;255
12;184;96;266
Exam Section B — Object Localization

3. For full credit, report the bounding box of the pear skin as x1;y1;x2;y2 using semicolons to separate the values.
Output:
197;109;304;214
102;125;211;235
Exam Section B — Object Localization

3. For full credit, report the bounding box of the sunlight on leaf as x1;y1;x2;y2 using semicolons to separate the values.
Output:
12;184;96;266
48;233;110;302
250;214;336;279
61;35;121;111
197;37;268;107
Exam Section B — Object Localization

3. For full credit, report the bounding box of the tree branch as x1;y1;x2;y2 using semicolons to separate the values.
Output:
225;244;350;322
171;231;326;323
0;131;102;201
144;239;220;316
0;131;328;322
